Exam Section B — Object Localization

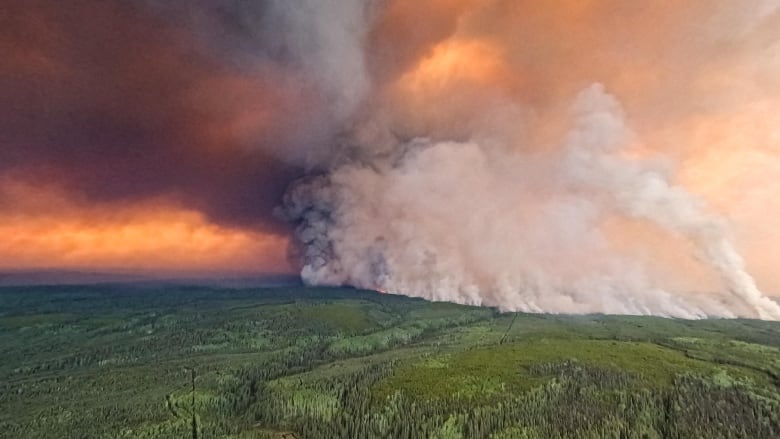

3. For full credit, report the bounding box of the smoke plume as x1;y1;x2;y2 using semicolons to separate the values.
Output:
277;1;780;320
2;1;779;318
281;84;780;319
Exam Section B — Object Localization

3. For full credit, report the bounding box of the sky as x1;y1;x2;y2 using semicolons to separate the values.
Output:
1;1;300;275
1;1;780;316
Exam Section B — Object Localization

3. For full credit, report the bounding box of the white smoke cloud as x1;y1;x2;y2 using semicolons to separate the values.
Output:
256;1;780;320
257;0;379;168
282;83;780;320
261;0;374;117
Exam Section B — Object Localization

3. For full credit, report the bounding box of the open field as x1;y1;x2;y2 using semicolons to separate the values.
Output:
1;284;779;438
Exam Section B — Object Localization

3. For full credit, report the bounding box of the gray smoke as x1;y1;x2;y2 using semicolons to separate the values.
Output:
265;1;780;320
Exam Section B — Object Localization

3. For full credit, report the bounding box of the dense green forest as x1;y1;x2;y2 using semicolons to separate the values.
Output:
1;284;779;438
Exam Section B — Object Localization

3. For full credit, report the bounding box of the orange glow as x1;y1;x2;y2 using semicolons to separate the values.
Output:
399;39;510;93
0;181;291;274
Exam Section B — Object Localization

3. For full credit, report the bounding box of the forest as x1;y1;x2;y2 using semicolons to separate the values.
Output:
1;284;779;438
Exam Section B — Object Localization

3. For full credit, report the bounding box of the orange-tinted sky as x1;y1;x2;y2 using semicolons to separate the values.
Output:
0;1;302;275
2;1;779;289
0;180;289;274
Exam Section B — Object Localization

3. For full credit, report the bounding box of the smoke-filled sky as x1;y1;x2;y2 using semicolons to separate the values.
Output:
2;1;780;318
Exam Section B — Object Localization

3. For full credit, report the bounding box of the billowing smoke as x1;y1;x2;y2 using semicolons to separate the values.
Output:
281;83;780;320
275;1;780;320
3;1;779;318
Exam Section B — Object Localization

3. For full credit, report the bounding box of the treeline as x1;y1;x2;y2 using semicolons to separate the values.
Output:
227;360;780;439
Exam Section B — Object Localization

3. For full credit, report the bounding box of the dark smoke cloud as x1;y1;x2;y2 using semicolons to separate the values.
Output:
0;0;322;232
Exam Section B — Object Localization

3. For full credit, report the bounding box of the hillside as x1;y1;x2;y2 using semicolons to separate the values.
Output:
1;285;778;438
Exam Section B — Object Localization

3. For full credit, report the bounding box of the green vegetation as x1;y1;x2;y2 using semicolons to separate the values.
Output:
1;284;778;438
